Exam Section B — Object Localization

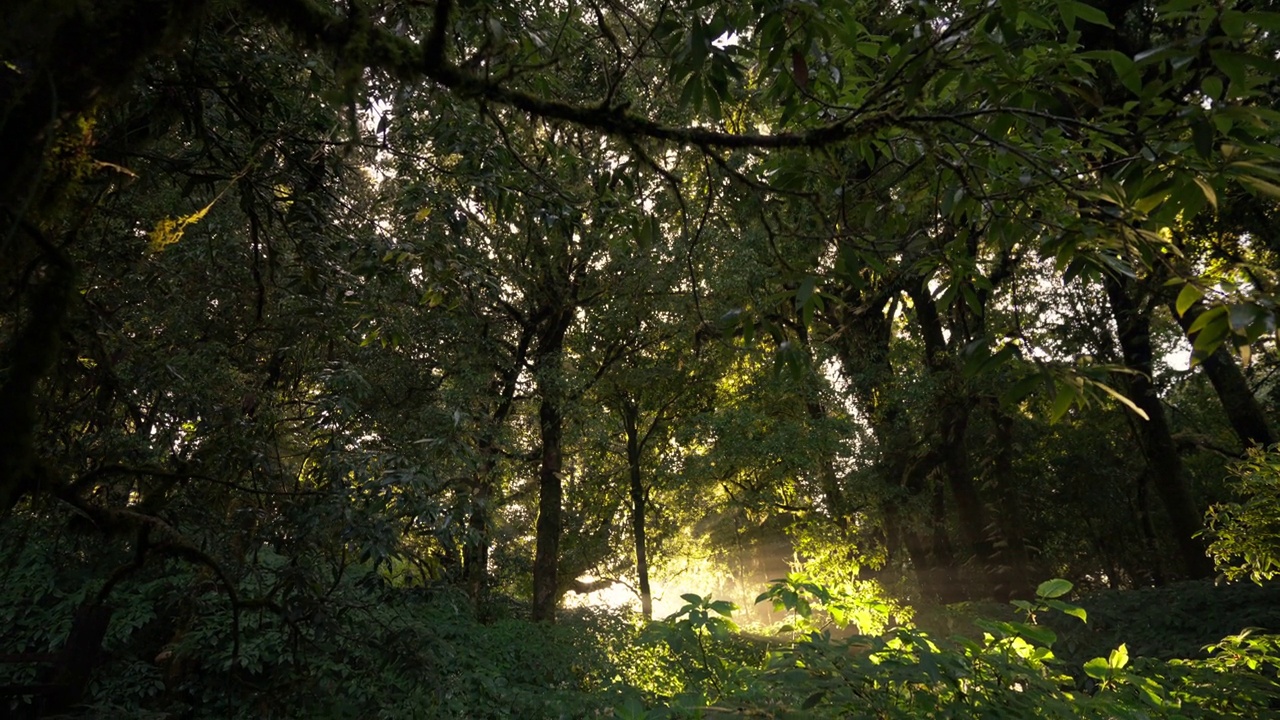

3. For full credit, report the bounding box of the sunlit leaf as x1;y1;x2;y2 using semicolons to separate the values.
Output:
1109;643;1130;669
1175;283;1204;317
1036;578;1073;599
1092;381;1150;421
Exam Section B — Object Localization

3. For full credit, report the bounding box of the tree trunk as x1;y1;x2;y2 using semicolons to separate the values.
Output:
1173;300;1276;448
1105;276;1213;578
621;400;653;619
463;463;492;605
985;405;1033;600
531;307;572;622
0;258;71;514
1;3;205;514
829;298;958;600
907;283;998;597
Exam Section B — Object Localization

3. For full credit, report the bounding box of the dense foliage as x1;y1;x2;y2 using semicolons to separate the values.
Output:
3;0;1280;717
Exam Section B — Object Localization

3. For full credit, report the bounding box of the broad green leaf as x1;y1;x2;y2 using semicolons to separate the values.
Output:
1175;283;1204;317
1220;9;1246;38
1210;51;1248;94
796;276;817;308
1193;317;1231;357
1249;11;1280;31
1201;75;1223;100
1036;578;1073;599
1084;657;1111;679
1108;51;1141;94
708;600;736;617
1011;622;1057;647
1001;373;1044;406
1050;381;1076;422
1066;1;1113;27
1109;643;1130;669
1045;599;1088;623
1229;303;1263;332
1187;305;1228;335
1192;176;1218;210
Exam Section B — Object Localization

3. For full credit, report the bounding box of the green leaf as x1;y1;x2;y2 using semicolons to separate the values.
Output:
1093;381;1150;421
1108;51;1141;94
796;276;817;308
1050;381;1076;423
1175;283;1204;317
1221;9;1246;38
1249;11;1280;31
1192;176;1218;210
708;600;736;617
1066;1;1113;27
801;691;826;710
1036;578;1073;599
1237;175;1280;200
1056;0;1077;29
1045;599;1088;623
1187;305;1227;335
1011;622;1057;647
1109;643;1130;669
1192;317;1231;357
1001;373;1045;406
1201;76;1223;100
1210;51;1248;94
1084;657;1111;679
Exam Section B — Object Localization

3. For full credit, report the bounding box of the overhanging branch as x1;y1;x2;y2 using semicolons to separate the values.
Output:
245;0;897;149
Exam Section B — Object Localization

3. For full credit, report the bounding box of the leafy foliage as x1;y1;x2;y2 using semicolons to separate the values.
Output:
1205;447;1280;584
3;0;1280;717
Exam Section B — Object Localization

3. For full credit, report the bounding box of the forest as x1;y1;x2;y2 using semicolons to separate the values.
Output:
2;0;1280;717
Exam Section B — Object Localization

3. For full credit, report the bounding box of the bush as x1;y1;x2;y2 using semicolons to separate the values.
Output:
1204;447;1280;585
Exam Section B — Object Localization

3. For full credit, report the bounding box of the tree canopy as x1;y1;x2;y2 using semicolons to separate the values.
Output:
3;0;1280;717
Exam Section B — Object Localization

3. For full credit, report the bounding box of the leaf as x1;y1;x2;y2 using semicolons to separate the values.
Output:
1045;599;1088;623
1066;1;1113;27
1210;51;1248;94
1187;305;1228;335
1084;657;1111;679
801;691;826;710
1011;621;1057;647
1093;381;1150;421
1175;283;1204;317
1001;373;1045;405
708;600;736;617
1049;381;1076;423
796;276;817;308
1109;643;1130;669
1237;175;1280;200
1201;76;1223;100
1229;303;1262;332
1221;9;1246;38
1036;578;1073;599
1108;51;1141;95
1193;317;1231;357
1055;0;1077;28
1249;11;1280;31
1192;176;1218;210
